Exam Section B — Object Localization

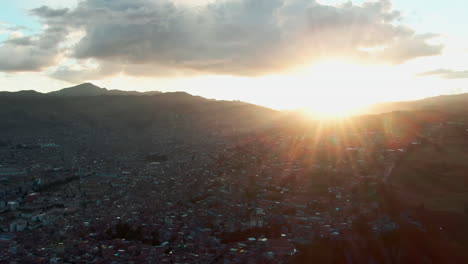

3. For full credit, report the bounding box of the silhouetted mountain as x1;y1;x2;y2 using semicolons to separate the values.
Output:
0;88;278;153
4;83;468;115
48;83;104;97
1;83;163;98
359;93;468;115
47;82;162;97
0;90;45;98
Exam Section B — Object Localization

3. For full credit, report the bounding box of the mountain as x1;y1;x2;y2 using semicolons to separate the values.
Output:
48;83;108;97
388;119;468;214
47;82;162;97
3;82;468;116
0;86;279;154
0;90;45;98
359;93;468;115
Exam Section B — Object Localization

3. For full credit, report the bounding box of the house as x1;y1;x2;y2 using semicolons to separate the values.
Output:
35;210;64;225
164;216;174;225
249;214;264;228
9;219;27;232
7;201;19;211
268;238;296;256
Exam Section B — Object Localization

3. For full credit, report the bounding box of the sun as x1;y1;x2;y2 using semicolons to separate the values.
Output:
293;59;391;118
187;59;405;117
303;101;362;119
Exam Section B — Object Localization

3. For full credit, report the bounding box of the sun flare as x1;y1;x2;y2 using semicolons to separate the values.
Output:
288;60;391;118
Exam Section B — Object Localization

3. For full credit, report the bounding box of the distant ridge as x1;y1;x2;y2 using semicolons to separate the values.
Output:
359;92;468;115
48;83;162;97
48;83;107;97
2;83;468;116
0;83;278;142
0;90;45;97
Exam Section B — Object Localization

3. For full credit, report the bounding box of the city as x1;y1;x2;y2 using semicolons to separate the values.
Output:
2;0;468;263
1;93;467;262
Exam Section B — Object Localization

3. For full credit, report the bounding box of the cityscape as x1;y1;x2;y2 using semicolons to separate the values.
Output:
2;0;468;263
1;85;468;263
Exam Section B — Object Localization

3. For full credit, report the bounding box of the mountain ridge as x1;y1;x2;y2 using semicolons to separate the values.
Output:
0;83;163;98
47;83;163;97
2;82;468;116
359;93;468;115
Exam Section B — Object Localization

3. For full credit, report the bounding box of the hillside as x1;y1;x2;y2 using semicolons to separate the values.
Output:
359;93;468;115
0;85;279;153
389;121;468;214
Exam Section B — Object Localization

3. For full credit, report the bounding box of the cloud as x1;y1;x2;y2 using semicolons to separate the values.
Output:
0;21;28;31
0;21;33;37
0;9;69;72
0;24;67;72
374;33;443;64
50;60;121;83
30;6;69;18
418;68;468;79
0;0;443;81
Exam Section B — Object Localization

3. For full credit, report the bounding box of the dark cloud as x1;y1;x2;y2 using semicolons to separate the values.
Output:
30;6;69;18
6;37;34;46
0;6;68;72
0;0;443;81
418;68;468;79
0;24;67;72
0;21;32;33
50;61;122;83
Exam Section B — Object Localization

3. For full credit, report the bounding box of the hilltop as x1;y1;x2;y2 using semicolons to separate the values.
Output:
48;83;163;97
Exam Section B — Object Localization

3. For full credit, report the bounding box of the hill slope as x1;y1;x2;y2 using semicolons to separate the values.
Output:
0;88;278;153
390;122;468;214
360;93;468;115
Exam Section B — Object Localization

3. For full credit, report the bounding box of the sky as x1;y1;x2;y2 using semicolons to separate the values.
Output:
1;0;468;115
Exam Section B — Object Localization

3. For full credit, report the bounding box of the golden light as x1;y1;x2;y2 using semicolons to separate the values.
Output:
184;59;404;118
294;59;390;118
303;100;363;119
91;58;440;119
